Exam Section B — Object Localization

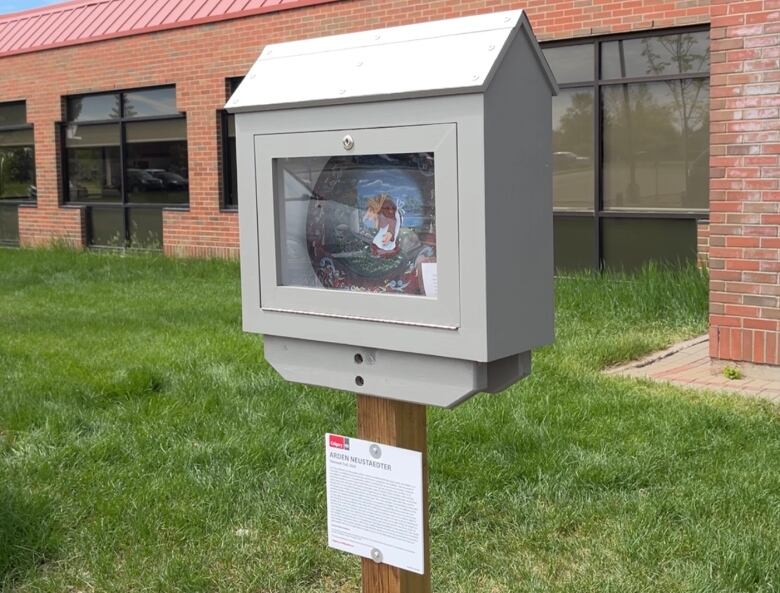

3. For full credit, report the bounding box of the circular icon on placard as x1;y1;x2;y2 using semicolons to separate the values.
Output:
369;444;382;459
306;153;437;295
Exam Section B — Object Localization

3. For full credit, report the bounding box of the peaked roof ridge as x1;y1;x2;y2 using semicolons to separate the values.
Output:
229;9;557;113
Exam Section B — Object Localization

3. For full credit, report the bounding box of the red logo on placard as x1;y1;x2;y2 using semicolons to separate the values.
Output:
329;434;350;450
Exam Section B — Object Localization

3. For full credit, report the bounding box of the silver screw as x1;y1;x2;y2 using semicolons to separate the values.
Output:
370;548;383;563
342;135;355;151
369;444;382;459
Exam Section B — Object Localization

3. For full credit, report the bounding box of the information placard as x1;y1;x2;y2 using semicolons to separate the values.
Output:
325;433;424;574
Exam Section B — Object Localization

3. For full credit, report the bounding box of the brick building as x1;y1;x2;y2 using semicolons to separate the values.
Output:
0;0;778;366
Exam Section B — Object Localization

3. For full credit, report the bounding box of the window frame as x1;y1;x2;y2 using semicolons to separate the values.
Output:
0;101;36;205
60;85;187;250
543;25;710;271
0;101;36;247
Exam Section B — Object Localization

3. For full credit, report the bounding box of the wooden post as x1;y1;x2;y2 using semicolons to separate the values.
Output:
357;395;431;593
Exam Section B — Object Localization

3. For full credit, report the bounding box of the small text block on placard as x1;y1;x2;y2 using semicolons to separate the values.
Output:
325;433;424;574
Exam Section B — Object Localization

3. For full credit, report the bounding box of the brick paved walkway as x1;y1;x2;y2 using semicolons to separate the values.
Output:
606;335;780;404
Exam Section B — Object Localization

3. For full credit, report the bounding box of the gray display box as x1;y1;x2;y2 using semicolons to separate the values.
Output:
227;10;558;408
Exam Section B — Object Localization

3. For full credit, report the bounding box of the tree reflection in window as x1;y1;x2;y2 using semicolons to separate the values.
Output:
602;31;710;79
543;29;709;271
603;80;709;210
552;89;594;210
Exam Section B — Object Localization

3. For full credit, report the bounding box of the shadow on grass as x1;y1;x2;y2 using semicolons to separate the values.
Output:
0;481;59;586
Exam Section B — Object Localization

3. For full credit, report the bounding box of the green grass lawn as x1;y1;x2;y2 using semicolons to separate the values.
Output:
1;248;778;593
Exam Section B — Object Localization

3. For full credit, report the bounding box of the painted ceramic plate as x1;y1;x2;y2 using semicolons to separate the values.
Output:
307;153;437;295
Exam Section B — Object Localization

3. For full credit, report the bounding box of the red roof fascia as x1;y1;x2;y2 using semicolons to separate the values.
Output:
0;0;342;58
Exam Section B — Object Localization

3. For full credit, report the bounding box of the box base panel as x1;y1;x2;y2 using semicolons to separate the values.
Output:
264;335;531;408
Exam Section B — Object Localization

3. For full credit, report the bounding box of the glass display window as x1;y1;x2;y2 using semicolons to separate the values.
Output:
276;152;437;297
255;124;459;329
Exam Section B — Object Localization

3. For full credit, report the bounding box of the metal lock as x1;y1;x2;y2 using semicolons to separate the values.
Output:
342;134;355;151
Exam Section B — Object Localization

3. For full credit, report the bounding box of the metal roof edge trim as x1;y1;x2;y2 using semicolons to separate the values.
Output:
0;0;342;59
227;85;486;113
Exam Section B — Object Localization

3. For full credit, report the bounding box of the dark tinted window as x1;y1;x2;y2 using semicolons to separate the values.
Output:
88;207;124;247
545;29;709;273
553;89;594;210
66;124;121;203
88;207;164;249
226;112;237;208
0;128;35;201
601;31;709;79
554;216;596;272
128;208;163;248
124;87;178;119
65;87;184;250
125;119;188;204
224;77;243;209
68;94;121;123
602;218;696;271
0;102;26;127
542;44;594;84
603;80;709;211
0;204;20;245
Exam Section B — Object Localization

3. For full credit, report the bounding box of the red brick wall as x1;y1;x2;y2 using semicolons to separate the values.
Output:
0;0;712;258
16;89;84;247
698;221;711;266
709;0;780;365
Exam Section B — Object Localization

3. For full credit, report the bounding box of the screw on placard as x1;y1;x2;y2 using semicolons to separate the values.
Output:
370;548;383;563
355;375;364;386
369;444;382;459
342;134;355;151
354;353;364;364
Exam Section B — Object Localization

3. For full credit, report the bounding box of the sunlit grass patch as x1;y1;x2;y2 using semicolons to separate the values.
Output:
1;248;778;593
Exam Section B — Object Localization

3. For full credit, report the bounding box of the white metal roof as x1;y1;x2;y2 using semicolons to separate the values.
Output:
227;9;557;112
